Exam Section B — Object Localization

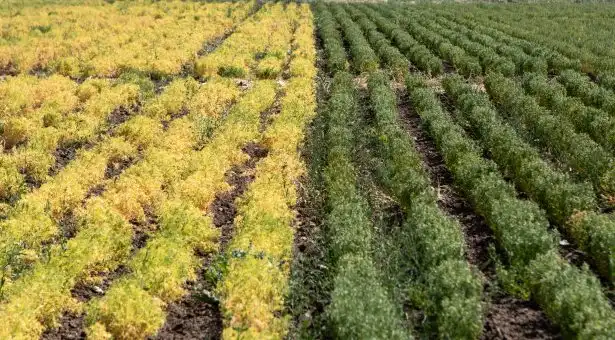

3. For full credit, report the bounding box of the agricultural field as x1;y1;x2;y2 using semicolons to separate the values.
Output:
0;0;615;339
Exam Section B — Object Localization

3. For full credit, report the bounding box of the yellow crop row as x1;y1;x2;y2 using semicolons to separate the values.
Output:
219;5;317;339
0;74;77;121
0;76;139;201
196;3;299;79
0;76;216;290
0;76;244;339
0;1;253;77
84;80;277;339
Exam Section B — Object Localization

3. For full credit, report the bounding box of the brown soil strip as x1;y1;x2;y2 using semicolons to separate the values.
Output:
198;30;235;58
153;141;268;340
162;107;190;131
40;313;86;340
106;104;138;129
259;97;282;133
442;60;455;74
0;63;18;77
397;90;562;340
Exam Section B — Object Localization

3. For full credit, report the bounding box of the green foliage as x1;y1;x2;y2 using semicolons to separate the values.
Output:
526;251;615;338
117;70;156;101
217;65;245;78
444;75;597;225
408;73;615;337
323;72;410;339
345;6;408;80
30;24;51;34
407;73;556;269
414;13;516;77
314;3;348;73
367;71;483;339
444;75;615;284
523;72;615;154
558;69;615;116
485;72;615;194
358;5;442;75
374;6;480;76
328;254;410;340
568;212;615;283
330;5;379;74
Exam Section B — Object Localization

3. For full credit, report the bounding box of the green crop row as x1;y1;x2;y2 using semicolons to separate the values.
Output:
313;3;348;73
357;5;442;75
375;6;481;77
444;75;597;224
444;75;615;283
523;73;615;155
408;74;615;338
434;8;580;74
368;71;483;339
425;10;550;75
330;5;379;73
412;16;515;77
429;13;548;75
409;74;554;269
485;72;615;200
344;5;408;80
557;69;615;117
324;72;409;340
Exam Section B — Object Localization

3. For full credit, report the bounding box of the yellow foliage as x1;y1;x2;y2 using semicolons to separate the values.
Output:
2;116;36;148
221;256;290;340
0;1;254;76
196;3;297;79
86;282;166;340
0;197;132;339
116;115;163;149
187;77;240;118
219;14;317;337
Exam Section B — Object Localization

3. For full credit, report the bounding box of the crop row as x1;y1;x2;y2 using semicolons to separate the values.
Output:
387;7;481;76
430;5;615;105
342;5;408;80
330;5;379;74
313;3;348;73
444;75;615;283
323;71;409;339
0;2;311;336
415;10;615;116
196;3;298;80
0;1;253;77
367;71;483;338
444;4;615;81
408;75;615;337
357;5;442;75
0;74;140;203
485;72;615;200
418;14;532;76
380;2;615;118
218;6;317;338
0;75;248;338
84;79;278;339
428;13;547;75
407;9;615;145
522;73;615;155
433;7;579;74
0;76;205;285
